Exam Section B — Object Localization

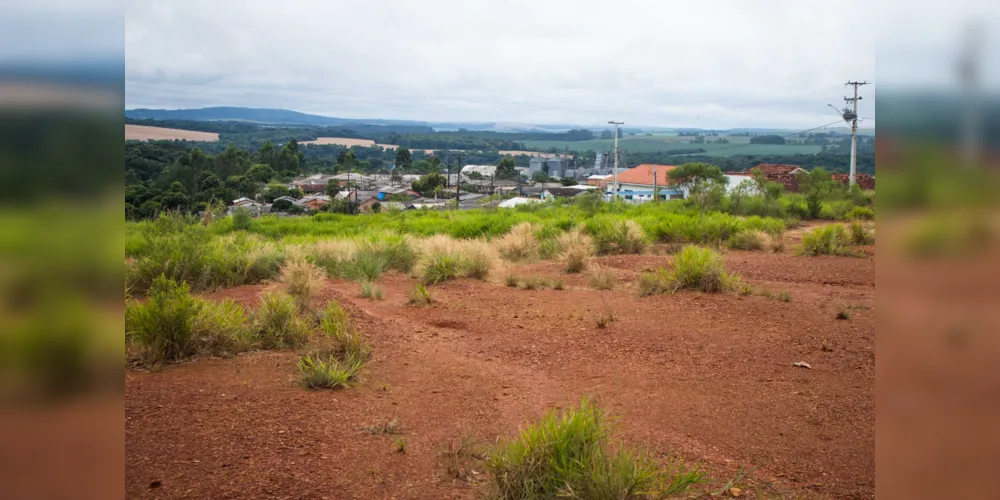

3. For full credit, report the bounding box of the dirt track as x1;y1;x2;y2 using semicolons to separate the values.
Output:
126;250;875;499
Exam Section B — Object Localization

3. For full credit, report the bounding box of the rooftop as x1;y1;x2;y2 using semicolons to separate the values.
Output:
615;164;678;187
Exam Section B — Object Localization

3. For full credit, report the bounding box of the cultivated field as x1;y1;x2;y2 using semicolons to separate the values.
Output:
521;136;823;156
125;201;876;499
125;124;219;142
301;137;436;154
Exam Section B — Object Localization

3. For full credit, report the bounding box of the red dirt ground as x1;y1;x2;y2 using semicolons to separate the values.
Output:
126;249;875;499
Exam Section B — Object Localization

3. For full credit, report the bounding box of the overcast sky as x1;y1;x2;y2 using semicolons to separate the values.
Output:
131;0;882;128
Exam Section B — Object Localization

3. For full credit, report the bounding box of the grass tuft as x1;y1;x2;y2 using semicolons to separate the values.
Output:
799;224;854;256
359;281;384;300
505;274;519;287
587;266;616;290
849;220;875;245
297;349;365;389
252;292;311;349
726;230;766;251
125;274;200;367
274;257;326;310
557;229;595;273
495;222;540;262
587;219;646;255
192;298;254;354
407;283;433;305
486;398;702;499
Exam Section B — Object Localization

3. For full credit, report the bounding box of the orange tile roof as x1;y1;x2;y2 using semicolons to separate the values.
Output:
615;164;678;186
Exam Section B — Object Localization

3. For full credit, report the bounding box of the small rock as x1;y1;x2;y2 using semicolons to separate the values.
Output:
149;480;162;489
729;486;742;497
793;361;812;369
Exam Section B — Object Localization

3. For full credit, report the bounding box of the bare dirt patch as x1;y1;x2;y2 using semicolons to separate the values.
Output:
127;251;874;499
125;124;219;142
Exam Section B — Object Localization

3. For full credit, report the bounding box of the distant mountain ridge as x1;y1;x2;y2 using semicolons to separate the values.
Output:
125;107;434;127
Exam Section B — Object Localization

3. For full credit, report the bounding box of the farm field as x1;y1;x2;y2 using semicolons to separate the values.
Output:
300;137;435;154
521;136;824;156
125;124;219;142
125;210;875;499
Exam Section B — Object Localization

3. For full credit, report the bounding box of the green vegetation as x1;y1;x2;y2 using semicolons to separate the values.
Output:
126;275;201;367
359;281;384;300
486;398;703;499
849;220;875;245
799;225;854;256
726;230;766;251
407;283;433;305
275;258;326;310
640;246;744;295
297;348;366;389
252;292;311;349
585;219;645;255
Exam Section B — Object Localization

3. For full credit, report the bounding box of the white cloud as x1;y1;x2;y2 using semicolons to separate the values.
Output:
126;0;876;128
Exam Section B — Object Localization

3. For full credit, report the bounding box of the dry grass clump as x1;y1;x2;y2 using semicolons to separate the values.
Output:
557;229;595;273
415;235;499;285
359;281;384;300
587;219;646;255
587;266;616;290
495;222;540;262
273;257;326;310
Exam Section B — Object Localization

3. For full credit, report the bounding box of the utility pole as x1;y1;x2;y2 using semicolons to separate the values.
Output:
844;81;869;187
608;121;623;200
455;153;462;209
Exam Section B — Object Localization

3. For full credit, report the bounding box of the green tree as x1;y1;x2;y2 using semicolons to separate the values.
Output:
668;162;727;212
531;171;550;183
271;198;295;211
246;163;277;183
495;157;518;180
395;147;412;170
412;172;446;194
214;144;250;179
325;179;341;197
160;181;190;211
258;141;277;168
261;183;290;202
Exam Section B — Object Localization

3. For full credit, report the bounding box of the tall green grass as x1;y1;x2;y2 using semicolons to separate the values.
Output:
799;225;853;256
487;398;703;499
126;274;201;366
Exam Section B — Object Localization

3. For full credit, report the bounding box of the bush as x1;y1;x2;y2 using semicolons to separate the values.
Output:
407;283;433;305
670;246;731;293
192;298;253;354
231;207;253;231
495;222;540;262
726;230;766;251
252;292;310;349
416;236;497;285
297;349;365;389
588;266;616;290
125;275;200;367
486;398;702;499
637;270;672;297
275;258;326;310
849;220;875;245
557;229;594;273
847;206;875;221
587;219;645;255
799;225;852;256
359;281;383;300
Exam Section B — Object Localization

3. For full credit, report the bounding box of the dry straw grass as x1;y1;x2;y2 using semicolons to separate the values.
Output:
414;235;499;284
495;222;540;262
273;257;326;310
557;228;595;273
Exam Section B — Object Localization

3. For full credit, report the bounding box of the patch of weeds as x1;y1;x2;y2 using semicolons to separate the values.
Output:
359;281;384;300
495;222;540;262
347;251;389;282
319;303;371;360
799;224;854;256
586;219;646;255
637;269;671;297
505;274;519;287
518;276;550;290
407;283;433;305
670;245;744;293
275;258;326;310
778;291;792;302
361;418;401;435
587;266;616;291
297;348;366;389
394;437;407;453
253;292;311;349
319;301;349;339
759;289;774;299
821;338;834;352
125;274;200;367
442;435;485;481
557;229;594;273
849;220;875;245
192;298;253;354
726;230;766;251
595;305;616;329
552;279;565;290
485;398;703;499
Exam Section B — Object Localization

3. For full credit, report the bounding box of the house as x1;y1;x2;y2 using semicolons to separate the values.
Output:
290;174;335;194
410;197;448;210
607;164;684;203
722;172;758;194
297;195;332;211
831;173;875;190
587;174;612;188
744;164;806;192
354;191;382;212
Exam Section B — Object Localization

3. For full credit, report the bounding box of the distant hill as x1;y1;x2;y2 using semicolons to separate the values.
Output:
125;107;432;128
